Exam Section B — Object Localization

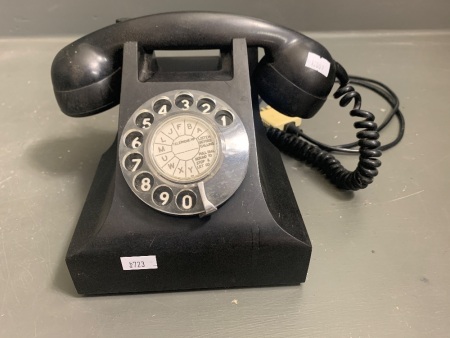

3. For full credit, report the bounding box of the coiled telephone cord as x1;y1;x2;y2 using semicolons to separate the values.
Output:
266;63;404;191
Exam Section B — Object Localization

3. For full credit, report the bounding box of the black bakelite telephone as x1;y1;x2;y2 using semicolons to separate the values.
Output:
51;12;403;294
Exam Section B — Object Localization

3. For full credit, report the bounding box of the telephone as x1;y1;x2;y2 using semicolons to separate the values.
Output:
51;12;401;294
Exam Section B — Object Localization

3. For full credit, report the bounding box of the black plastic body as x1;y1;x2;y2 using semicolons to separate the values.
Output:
65;40;312;295
51;12;336;119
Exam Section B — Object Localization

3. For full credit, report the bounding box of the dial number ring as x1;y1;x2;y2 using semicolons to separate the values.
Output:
119;89;249;216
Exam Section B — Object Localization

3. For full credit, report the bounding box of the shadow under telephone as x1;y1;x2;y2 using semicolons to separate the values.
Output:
51;12;404;295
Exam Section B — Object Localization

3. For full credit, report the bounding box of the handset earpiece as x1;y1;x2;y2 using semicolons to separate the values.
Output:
253;39;336;119
51;43;122;117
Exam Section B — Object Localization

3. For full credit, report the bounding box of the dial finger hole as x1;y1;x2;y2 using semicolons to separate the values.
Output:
175;93;194;110
125;131;144;149
124;153;143;172
153;98;172;114
197;98;216;114
176;190;197;211
135;111;154;129
134;172;154;192
153;186;174;206
215;110;234;127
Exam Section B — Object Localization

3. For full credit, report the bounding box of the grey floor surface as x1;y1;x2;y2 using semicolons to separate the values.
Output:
1;31;449;337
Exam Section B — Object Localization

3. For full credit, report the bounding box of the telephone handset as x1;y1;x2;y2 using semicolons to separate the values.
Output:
52;12;336;119
51;12;342;217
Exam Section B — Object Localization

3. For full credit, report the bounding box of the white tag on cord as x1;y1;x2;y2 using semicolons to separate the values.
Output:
305;52;331;77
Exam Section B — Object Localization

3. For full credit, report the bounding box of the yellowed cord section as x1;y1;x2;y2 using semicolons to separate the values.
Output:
260;105;302;131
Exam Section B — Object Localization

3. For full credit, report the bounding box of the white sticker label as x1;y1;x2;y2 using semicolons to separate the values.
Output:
305;52;331;77
120;255;158;270
151;115;219;183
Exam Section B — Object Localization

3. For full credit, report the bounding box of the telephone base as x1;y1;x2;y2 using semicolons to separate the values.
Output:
65;40;311;295
66;140;311;295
